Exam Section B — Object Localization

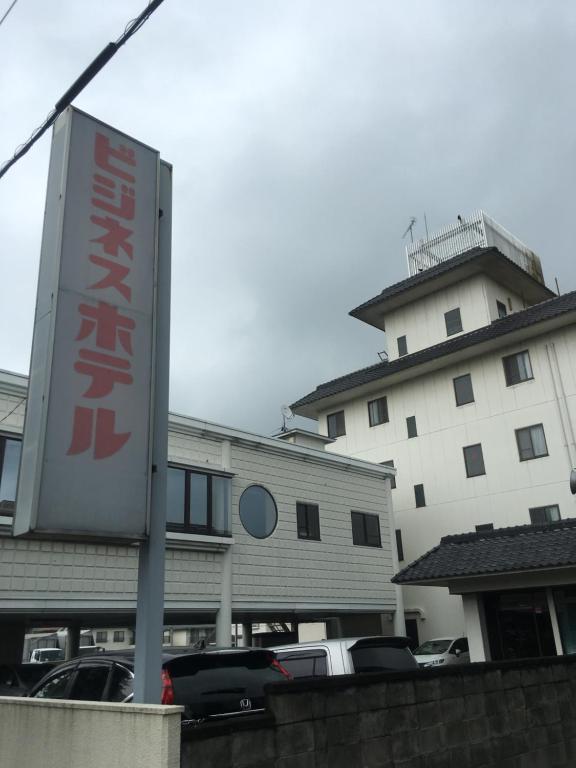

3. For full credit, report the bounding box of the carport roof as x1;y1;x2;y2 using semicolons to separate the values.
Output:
392;518;576;585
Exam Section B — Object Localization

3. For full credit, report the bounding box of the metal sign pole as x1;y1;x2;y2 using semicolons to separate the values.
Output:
133;160;172;703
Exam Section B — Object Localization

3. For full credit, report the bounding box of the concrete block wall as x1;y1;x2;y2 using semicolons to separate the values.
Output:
0;697;183;768
181;655;576;768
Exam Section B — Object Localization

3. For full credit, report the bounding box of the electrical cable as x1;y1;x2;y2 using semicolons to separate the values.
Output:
0;396;26;424
0;0;19;28
0;0;165;181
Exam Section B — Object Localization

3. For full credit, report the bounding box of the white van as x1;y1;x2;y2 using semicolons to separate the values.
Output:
29;648;65;663
413;637;470;668
271;636;418;679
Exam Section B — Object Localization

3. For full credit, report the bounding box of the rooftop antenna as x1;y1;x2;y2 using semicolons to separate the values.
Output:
424;212;430;240
402;217;417;243
280;405;294;432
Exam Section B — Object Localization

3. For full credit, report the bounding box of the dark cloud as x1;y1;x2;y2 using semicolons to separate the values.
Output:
0;0;574;434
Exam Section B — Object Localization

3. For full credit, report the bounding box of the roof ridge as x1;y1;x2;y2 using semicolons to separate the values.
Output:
441;517;576;545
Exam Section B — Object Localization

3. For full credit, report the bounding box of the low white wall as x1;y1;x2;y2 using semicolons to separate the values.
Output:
0;697;183;768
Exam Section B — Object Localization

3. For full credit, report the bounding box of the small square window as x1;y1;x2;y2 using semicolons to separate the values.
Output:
503;350;533;386
463;444;486;478
475;524;494;532
529;505;560;525
327;410;346;438
95;631;107;643
453;374;474;406
113;630;125;643
397;335;408;357
406;416;417;439
395;529;404;561
368;397;388;427
351;511;381;547
445;308;463;336
515;424;548;461
414;484;426;508
381;460;396;489
497;301;507;319
297;502;321;540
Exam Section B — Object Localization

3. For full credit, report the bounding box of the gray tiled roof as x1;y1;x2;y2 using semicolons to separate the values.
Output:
349;246;552;317
392;518;576;584
291;289;576;411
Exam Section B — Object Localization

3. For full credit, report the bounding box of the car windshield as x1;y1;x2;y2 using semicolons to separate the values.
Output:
415;640;452;655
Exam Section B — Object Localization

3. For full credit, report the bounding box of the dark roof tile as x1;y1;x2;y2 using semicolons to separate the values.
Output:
393;518;576;584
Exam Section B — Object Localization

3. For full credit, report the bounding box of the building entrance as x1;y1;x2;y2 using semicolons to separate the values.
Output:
484;589;556;660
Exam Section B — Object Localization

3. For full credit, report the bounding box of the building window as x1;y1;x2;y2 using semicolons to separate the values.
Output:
406;416;417;439
444;308;463;336
327;410;346;438
453;374;474;407
463;444;486;478
529;505;560;525
395;529;404;561
497;301;508;318
296;503;320;541
167;466;231;536
113;631;125;643
397;336;408;357
503;350;533;386
476;524;494;532
515;424;548;461
163;629;172;644
368;397;388;427
414;484;426;508
381;460;396;489
351;511;381;547
0;435;21;515
239;485;278;539
95;631;107;643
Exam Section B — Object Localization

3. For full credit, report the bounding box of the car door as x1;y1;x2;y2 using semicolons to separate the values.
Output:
67;661;113;701
30;664;79;699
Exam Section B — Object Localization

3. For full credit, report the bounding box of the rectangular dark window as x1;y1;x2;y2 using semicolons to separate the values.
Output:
113;631;125;643
327;410;346;438
476;524;494;532
444;308;463;336
453;374;474;406
0;435;21;516
167;466;231;535
395;529;404;561
529;505;560;525
497;300;508;318
95;631;107;643
463;444;486;478
381;460;396;489
351;511;382;547
503;350;533;386
296;502;321;540
368;396;388;427
414;484;426;508
397;335;408;357
406;416;417;439
515;424;548;461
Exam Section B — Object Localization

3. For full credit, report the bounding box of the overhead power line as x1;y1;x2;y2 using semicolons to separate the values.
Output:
0;0;20;28
0;0;166;181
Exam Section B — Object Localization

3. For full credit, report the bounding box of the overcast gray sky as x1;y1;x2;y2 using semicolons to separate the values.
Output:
0;0;574;434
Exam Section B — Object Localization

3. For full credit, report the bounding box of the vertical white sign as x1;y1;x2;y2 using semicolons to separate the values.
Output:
14;107;159;538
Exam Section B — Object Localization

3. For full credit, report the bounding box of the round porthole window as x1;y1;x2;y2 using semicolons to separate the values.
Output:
239;485;278;539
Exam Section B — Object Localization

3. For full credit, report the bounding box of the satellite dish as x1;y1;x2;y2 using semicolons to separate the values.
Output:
570;469;576;495
280;405;294;432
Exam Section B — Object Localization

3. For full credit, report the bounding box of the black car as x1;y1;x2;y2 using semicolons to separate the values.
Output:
27;647;291;724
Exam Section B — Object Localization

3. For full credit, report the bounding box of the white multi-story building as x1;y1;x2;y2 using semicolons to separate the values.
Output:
291;212;576;645
0;370;398;662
